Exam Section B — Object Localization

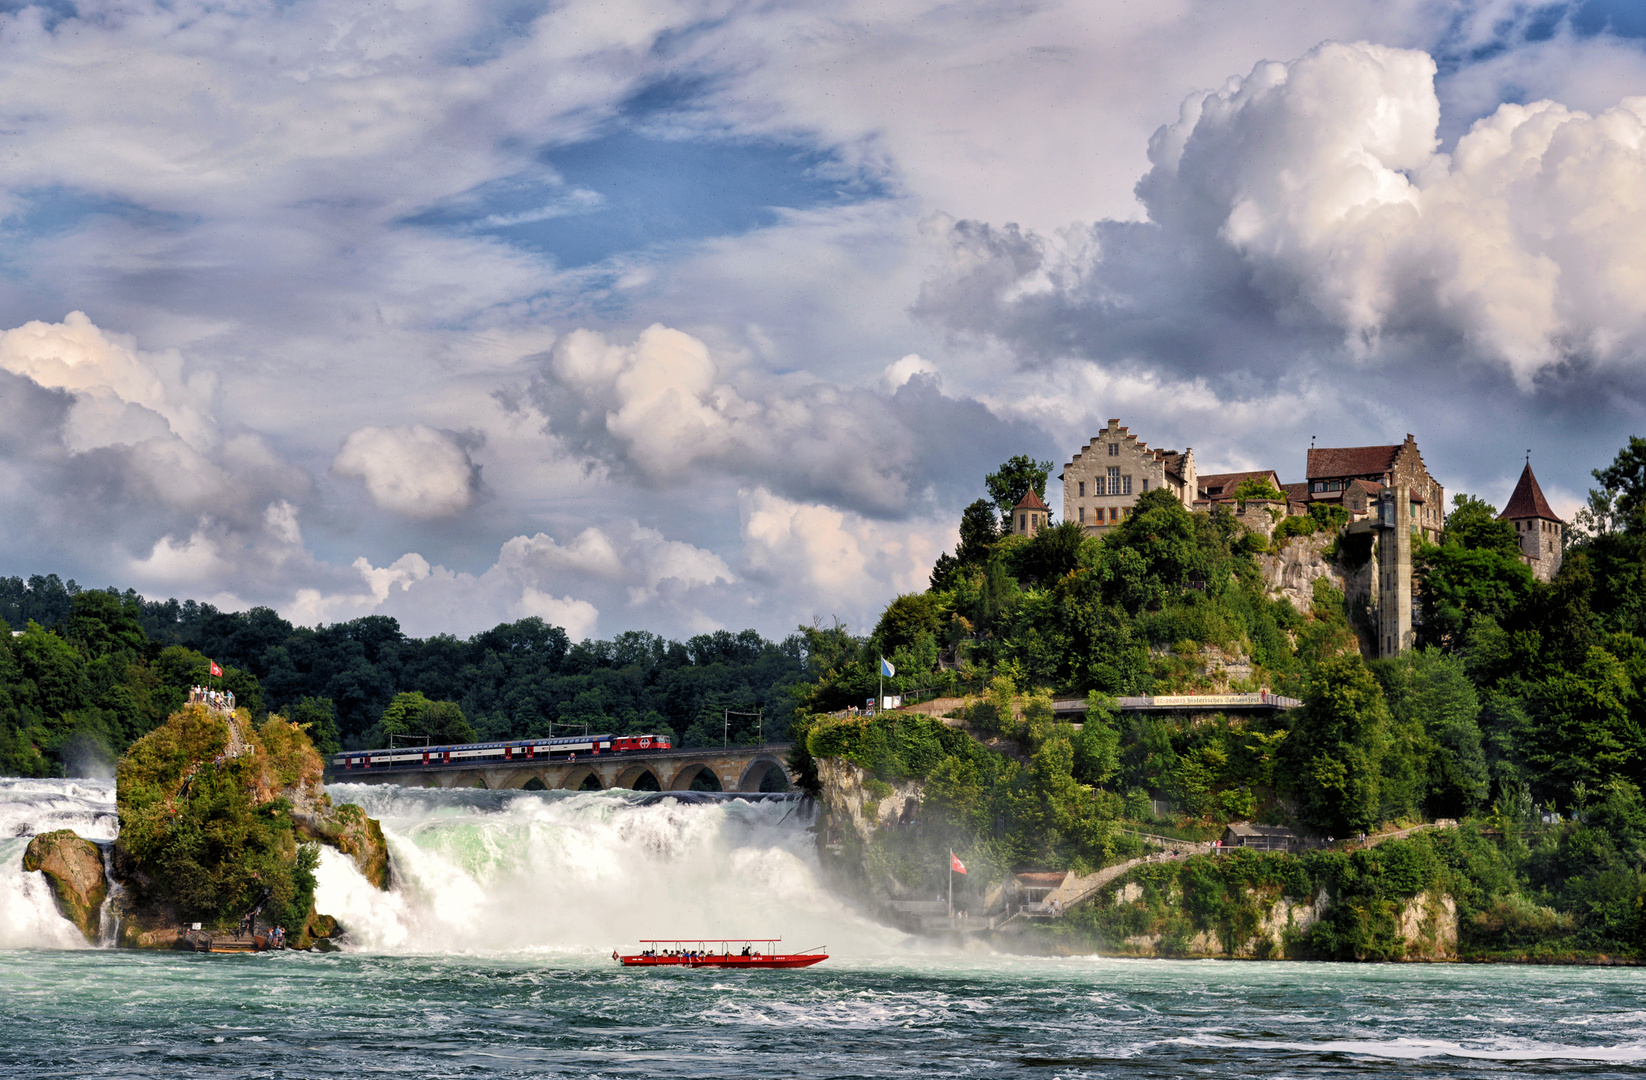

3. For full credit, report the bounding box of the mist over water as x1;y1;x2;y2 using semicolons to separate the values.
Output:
317;783;896;956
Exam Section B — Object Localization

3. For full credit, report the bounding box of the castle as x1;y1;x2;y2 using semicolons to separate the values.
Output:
1057;419;1562;657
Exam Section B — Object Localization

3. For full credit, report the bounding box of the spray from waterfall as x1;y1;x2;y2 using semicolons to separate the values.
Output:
1;778;896;956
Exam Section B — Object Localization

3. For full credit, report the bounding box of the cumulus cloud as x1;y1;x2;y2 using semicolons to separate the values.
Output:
332;424;481;519
0;311;216;451
739;487;952;620
917;40;1646;390
528;323;1051;517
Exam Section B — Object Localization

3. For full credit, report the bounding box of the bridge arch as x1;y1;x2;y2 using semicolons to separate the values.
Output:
564;766;603;791
522;777;547;791
614;765;662;791
668;763;722;791
737;756;791;793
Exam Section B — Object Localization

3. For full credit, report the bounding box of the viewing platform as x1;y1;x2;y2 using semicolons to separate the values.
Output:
1051;691;1300;718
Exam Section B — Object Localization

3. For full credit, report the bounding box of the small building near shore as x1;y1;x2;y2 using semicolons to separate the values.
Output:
1222;822;1299;852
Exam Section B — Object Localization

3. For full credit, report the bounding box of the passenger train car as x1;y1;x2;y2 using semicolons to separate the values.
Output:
330;733;671;772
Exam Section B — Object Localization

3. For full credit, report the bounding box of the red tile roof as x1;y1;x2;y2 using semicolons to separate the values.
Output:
1307;445;1400;480
1014;488;1051;512
1499;463;1562;524
1198;470;1281;499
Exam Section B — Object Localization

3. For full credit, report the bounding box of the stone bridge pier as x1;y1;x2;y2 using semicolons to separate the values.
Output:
329;744;796;794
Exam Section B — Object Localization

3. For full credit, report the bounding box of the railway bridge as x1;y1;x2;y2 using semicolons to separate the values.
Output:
326;743;796;794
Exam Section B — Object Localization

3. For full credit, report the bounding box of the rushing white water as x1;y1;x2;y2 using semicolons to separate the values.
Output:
1;776;894;957
317;783;896;956
0;777;117;950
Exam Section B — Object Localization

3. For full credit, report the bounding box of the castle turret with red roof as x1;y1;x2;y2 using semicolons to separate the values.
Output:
1499;461;1564;582
1012;488;1050;537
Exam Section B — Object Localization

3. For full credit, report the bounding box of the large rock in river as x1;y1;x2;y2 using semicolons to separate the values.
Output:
113;703;392;947
23;829;107;944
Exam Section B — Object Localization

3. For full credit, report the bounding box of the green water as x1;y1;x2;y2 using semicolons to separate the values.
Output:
2;949;1644;1078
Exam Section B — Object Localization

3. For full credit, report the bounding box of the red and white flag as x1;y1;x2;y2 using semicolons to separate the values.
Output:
950;851;967;875
209;661;223;677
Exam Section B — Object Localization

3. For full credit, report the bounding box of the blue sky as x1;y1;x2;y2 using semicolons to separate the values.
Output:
1;0;1646;641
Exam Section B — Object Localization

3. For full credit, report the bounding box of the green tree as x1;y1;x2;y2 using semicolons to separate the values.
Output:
1377;648;1489;817
1232;476;1284;503
1442;493;1520;553
1282;654;1390;835
1592;436;1646;535
956;499;1000;565
64;591;148;659
873;594;942;658
375;691;475;748
1073;692;1121;787
985;455;1053;529
289;697;341;757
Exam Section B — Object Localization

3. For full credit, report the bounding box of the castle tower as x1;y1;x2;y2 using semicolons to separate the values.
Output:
1012;489;1050;537
1374;485;1414;657
1499;461;1564;582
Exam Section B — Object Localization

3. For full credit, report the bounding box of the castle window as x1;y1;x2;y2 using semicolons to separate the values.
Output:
1107;442;1119;456
1079;507;1085;523
1122;475;1132;495
1019;514;1026;531
1108;466;1120;494
1078;481;1085;497
1141;478;1149;492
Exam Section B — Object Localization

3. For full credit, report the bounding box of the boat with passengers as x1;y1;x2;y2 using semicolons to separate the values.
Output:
614;938;827;968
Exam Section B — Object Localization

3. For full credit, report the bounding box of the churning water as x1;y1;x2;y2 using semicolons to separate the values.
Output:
4;778;1646;1078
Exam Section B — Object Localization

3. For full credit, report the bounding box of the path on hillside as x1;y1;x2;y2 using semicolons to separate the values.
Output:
1024;822;1456;923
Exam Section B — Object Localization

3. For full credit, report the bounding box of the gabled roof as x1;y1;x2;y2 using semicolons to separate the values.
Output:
1013;488;1050;512
1307;444;1400;479
1281;482;1309;505
1499;462;1562;524
1197;470;1281;499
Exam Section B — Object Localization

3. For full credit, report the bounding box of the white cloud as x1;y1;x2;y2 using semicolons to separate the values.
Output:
740;487;951;620
532;322;1044;516
0;311;216;451
920;40;1646;390
332;424;478;518
881;354;938;391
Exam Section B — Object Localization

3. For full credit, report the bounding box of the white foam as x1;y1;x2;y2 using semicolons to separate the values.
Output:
0;837;90;949
314;786;894;956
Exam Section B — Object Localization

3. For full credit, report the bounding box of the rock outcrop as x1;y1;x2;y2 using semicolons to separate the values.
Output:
297;802;390;890
23;830;107;944
16;703;394;950
1258;533;1344;611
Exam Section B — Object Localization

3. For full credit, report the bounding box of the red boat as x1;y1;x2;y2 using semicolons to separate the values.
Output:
614;938;827;968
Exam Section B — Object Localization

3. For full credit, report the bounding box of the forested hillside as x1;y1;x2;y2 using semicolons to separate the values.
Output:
0;576;809;774
785;442;1646;956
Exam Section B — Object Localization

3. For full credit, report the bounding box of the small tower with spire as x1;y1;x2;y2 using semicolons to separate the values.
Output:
1499;458;1564;582
1012;488;1051;537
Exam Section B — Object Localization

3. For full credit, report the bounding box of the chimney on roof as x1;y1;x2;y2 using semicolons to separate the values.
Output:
1107;418;1120;428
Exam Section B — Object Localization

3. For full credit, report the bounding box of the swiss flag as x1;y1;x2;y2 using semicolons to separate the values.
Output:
209;661;223;677
950;851;967;875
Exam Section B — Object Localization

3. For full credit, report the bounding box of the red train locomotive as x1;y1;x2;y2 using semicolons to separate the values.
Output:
330;732;671;772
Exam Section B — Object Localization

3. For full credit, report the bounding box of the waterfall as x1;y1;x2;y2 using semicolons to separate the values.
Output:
315;784;894;955
1;777;893;956
0;778;116;949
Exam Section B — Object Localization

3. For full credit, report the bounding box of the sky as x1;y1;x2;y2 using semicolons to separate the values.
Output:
4;0;1646;643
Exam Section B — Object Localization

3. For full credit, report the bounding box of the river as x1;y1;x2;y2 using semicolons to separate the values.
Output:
3;778;1644;1078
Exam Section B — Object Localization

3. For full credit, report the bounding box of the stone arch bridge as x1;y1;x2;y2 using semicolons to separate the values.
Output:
327;744;795;794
